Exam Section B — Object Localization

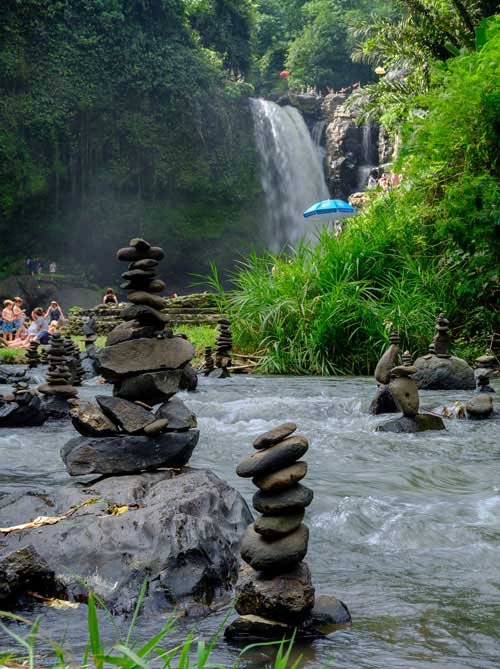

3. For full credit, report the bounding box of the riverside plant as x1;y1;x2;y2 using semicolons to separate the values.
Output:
0;585;303;669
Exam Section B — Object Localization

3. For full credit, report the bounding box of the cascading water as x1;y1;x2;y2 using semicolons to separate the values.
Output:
250;98;330;252
357;120;378;190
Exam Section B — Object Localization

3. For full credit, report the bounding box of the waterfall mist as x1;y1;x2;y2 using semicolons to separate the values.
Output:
250;98;330;252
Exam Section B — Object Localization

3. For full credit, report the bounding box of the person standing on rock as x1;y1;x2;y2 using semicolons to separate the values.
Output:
2;300;15;342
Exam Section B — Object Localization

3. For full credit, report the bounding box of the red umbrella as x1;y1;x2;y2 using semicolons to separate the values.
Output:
279;70;290;79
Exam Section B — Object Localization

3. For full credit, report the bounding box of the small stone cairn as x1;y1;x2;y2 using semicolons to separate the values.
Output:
202;346;215;376
474;355;497;394
413;313;474;390
71;341;85;386
377;351;445;433
38;333;78;400
225;423;350;641
26;341;41;368
215;318;232;378
61;238;200;477
461;355;499;420
0;380;47;427
370;329;400;414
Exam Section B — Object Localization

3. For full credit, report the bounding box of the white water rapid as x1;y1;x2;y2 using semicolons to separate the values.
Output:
250;98;330;252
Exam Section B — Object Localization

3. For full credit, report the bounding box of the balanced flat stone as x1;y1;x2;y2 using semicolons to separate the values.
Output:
114;370;183;403
253;484;314;515
127;291;167;310
236;436;309;478
38;383;77;399
252;422;297;450
145;279;166;293
121;269;156;282
97;337;194;379
253;462;307;492
235;562;314;623
240;524;309;573
129;259;158;270
96;396;155;434
156;398;197;431
61;429;200;475
121;304;170;326
106;321;156;347
69;399;118;437
143;418;169;435
117;246;165;262
254;510;305;538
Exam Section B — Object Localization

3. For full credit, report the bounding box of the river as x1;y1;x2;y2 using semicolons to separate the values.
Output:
1;372;499;668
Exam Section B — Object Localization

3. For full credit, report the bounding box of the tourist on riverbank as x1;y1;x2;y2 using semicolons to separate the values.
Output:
13;297;25;333
102;288;119;305
49;261;57;274
2;300;15;342
44;300;66;325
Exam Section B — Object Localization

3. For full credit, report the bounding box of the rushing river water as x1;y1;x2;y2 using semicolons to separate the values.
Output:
1;372;500;668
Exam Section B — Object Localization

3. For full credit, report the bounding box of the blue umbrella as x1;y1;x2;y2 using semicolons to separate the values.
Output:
303;199;356;219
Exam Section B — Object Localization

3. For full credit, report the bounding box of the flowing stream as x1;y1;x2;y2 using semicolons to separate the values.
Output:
1;372;500;668
250;99;330;252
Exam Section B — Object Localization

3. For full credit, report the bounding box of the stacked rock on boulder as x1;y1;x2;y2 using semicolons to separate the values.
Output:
215;318;232;378
370;330;400;414
225;423;351;641
377;351;445;433
413;314;475;390
26;341;41;368
61;238;201;476
439;356;499;421
0;381;47;427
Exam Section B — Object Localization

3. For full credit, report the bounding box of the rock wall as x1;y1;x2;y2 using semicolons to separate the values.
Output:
0;275;102;312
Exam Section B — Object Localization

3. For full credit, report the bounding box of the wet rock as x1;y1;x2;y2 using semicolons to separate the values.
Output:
179;364;198;391
388;375;419;417
127;291;168;310
310;594;352;629
0;545;61;604
156;398;197;431
235;562;315;623
40;394;72;420
254;510;305;539
376;413;445;433
253;422;297;450
236;436;309;478
38;383;77;399
413;355;475;390
96;395;155;434
374;331;400;385
61;430;200;475
69;399;118;437
240;524;309;573
0;394;47;427
253;462;307;492
143;418;169;435
121;304;170;327
97;337;194;380
369;385;399;415
0;469;251;613
117;245;164;262
114;370;183;403
466;395;494;419
106;321;157;347
253;484;314;515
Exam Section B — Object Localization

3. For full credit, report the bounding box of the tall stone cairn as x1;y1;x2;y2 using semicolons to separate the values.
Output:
38;333;78;399
63;335;78;386
215;318;232;377
61;238;200;477
71;341;85;386
370;329;400;415
203;346;215;376
432;313;451;358
26;341;41;368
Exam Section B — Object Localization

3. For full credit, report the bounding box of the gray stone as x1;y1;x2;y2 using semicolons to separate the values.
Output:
156;398;197;431
117;246;164;262
61;430;199;475
253;484;314;515
413;355;475;390
252;422;297;450
143;418;169;435
179;364;198;391
114;370;183;403
240;524;309;573
374;338;399;385
96;395;155;434
0;545;61;604
388;375;419;416
0;469;250;613
127;291;167;310
466;395;494;419
310;594;352;629
236;436;309;478
254;510;305;539
235;562;315;623
106;321;157;347
121;304;170;327
369;385;399;415
40;394;72;420
376;413;445;433
253;462;307;492
97;337;194;380
38;383;77;399
69;399;118;437
0;395;47;428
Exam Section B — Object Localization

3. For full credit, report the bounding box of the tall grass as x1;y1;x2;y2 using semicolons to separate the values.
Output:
0;586;303;668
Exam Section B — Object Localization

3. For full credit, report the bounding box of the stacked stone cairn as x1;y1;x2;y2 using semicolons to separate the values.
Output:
63;336;83;386
61;238;200;476
413;313;474;390
26;341;41;368
377;351;445;433
38;333;78;400
462;355;499;420
215;318;232;378
202;346;215;376
370;329;400;414
225;423;351;641
0;380;47;427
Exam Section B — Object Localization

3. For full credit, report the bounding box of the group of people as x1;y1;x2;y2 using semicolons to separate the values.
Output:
367;168;402;192
26;258;57;275
1;298;66;348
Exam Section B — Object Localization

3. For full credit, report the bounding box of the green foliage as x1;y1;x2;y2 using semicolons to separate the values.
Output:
223;27;500;374
0;347;26;363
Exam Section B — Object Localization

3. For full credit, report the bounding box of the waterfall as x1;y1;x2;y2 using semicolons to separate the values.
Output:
250;98;330;252
357;121;378;190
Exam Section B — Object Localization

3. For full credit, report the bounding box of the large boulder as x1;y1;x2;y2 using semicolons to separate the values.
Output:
413;355;475;390
96;336;194;380
0;469;252;613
